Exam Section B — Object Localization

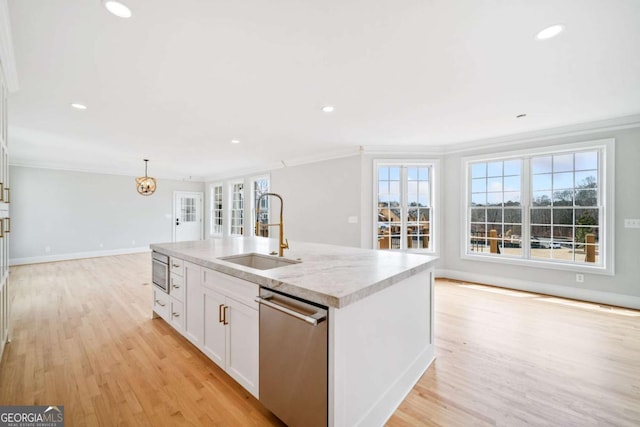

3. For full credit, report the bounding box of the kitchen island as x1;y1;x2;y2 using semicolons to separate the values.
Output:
151;237;437;427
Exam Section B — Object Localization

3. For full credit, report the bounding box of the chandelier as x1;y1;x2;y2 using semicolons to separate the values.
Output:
136;159;157;196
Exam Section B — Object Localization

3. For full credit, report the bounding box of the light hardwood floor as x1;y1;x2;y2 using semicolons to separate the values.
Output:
1;253;639;426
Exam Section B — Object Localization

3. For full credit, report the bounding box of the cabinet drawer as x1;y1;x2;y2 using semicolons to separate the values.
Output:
153;287;170;321
170;298;185;332
170;257;184;276
170;274;185;301
202;268;259;308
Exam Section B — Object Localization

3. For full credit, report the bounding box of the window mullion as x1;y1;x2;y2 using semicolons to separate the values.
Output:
401;166;408;250
522;158;531;259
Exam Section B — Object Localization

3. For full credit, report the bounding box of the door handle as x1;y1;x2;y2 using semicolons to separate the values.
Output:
255;296;326;326
176;218;180;226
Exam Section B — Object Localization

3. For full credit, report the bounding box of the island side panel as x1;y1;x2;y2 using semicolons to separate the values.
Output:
328;267;435;427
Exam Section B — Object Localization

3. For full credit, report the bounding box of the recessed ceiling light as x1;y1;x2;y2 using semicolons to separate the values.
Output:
103;1;132;18
535;24;564;40
231;139;240;144
516;113;527;118
322;106;335;113
71;103;87;110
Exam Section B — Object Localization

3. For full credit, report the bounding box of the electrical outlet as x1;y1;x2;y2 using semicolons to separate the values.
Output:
624;219;640;228
576;273;585;283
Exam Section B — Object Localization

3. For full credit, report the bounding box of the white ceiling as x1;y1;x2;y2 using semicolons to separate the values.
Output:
6;0;640;180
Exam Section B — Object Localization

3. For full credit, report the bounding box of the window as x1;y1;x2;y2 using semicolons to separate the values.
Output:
210;183;223;235
252;176;270;237
464;140;613;274
375;161;437;252
230;181;244;236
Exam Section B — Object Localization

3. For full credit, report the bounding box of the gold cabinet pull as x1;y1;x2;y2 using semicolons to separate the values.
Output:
223;306;229;325
3;218;8;233
219;304;225;323
0;182;3;202
0;219;3;238
4;187;8;203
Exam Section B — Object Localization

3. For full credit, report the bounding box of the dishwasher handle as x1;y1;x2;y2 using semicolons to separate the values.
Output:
255;295;327;326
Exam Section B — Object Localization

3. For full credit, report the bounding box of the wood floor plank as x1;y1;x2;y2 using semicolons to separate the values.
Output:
1;254;639;426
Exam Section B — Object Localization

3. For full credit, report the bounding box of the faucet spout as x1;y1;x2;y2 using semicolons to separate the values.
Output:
255;192;288;257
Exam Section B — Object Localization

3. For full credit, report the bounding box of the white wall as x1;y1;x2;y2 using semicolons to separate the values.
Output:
440;127;640;307
270;155;362;248
9;166;204;264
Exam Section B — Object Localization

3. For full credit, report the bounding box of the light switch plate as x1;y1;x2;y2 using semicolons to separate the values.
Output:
624;219;640;228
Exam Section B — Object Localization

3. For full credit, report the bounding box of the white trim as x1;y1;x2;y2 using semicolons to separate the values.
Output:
209;182;224;236
249;174;270;238
372;159;440;255
436;269;640;310
444;114;640;155
9;161;206;182
0;0;19;92
228;179;245;236
204;149;360;181
10;247;151;266
362;146;446;156
173;191;204;242
461;139;614;275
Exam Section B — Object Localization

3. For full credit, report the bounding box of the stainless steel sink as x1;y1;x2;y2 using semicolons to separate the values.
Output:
218;253;301;270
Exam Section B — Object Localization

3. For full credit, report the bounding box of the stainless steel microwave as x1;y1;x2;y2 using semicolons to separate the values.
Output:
152;252;169;293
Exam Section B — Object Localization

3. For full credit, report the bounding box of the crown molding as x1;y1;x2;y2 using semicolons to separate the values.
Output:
0;0;19;92
8;161;206;182
361;145;446;156
443;113;640;155
203;147;361;182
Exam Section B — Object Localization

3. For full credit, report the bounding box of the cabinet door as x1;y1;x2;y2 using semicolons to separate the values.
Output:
226;296;259;397
184;262;203;346
202;287;226;369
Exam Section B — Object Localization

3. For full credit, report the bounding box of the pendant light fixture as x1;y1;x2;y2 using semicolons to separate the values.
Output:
136;159;157;196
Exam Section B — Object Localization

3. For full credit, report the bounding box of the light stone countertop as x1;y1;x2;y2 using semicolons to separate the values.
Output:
150;237;438;308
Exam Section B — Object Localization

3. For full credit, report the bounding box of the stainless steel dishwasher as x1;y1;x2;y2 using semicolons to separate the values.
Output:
256;287;328;427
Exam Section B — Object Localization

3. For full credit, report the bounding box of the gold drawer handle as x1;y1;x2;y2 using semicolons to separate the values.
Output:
4;187;9;204
172;312;180;318
4;218;9;233
155;299;166;307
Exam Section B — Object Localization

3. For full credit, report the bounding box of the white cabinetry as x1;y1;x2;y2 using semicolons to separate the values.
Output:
0;56;11;361
152;258;259;398
168;257;185;332
201;267;259;397
184;261;203;346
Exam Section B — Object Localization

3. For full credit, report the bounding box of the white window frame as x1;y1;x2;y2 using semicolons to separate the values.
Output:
210;182;223;236
372;159;439;254
251;174;270;238
228;179;245;236
461;139;615;275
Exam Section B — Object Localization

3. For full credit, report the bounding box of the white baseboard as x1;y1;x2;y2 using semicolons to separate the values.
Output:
436;268;640;310
10;247;151;266
358;346;435;427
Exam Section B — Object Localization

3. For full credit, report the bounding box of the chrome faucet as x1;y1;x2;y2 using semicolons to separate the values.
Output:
255;192;289;257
